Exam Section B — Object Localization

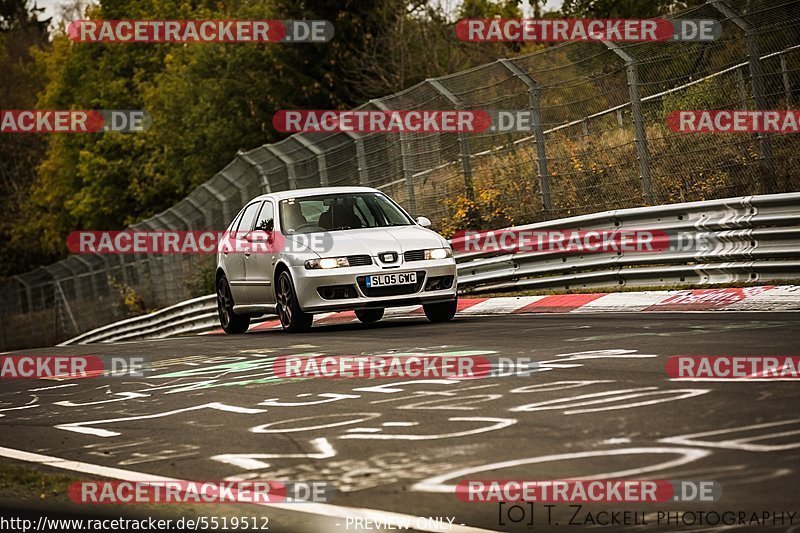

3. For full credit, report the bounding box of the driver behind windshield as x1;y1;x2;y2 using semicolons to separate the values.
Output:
280;200;308;233
318;202;363;230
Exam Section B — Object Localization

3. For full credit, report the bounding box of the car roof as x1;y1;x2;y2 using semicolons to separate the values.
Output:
250;186;382;203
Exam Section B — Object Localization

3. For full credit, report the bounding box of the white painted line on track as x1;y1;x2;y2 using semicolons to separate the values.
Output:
0;446;499;533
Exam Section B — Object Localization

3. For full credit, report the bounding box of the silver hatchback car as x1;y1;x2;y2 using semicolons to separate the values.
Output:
216;186;458;333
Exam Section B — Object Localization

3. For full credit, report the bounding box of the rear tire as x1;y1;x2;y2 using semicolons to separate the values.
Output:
355;308;384;324
423;298;457;323
276;271;313;333
217;276;250;334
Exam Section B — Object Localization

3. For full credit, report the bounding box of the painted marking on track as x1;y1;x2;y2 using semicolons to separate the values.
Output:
55;403;266;437
509;387;710;414
0;446;494;533
259;393;361;407
0;402;39;417
250;413;381;433
211;437;336;470
411;447;711;493
509;380;614;393
659;419;800;452
54;392;150;407
28;383;78;392
339;417;516;441
395;394;503;410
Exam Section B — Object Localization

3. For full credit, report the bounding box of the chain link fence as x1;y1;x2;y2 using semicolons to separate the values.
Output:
2;0;800;349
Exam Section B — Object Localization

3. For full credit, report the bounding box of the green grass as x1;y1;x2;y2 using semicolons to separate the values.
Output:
0;462;73;503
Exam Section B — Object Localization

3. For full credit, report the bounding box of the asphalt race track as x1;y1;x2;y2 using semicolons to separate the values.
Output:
1;312;799;532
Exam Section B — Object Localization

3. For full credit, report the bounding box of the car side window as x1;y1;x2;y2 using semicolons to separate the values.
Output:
255;201;274;231
236;202;262;235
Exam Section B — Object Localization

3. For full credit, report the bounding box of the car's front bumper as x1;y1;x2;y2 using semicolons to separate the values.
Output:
289;259;457;313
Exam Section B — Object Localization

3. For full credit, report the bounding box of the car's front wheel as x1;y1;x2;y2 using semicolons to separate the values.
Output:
355;308;384;324
217;275;250;334
423;298;457;323
276;271;313;333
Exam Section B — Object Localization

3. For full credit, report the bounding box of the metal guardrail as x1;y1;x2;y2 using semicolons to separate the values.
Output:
62;192;800;345
455;192;800;291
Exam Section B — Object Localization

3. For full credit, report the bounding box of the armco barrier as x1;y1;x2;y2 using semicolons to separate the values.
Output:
62;192;800;345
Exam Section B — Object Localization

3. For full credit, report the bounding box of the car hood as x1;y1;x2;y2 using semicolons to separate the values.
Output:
286;225;447;258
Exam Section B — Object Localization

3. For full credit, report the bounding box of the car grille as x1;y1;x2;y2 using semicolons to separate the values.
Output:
357;271;426;297
346;255;373;266
403;250;426;262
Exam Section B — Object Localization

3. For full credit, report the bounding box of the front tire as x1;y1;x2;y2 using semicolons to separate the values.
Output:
276;271;313;333
355;308;384;324
217;276;250;334
423;298;457;323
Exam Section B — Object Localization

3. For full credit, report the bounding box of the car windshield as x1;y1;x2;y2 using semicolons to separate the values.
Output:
279;192;413;234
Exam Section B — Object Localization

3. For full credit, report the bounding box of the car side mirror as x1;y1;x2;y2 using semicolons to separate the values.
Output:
416;216;432;228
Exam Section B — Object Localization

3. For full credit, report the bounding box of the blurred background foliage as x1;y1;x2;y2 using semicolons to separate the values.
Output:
1;0;537;277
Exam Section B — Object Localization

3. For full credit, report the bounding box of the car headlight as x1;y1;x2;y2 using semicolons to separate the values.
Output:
424;248;452;260
304;257;350;269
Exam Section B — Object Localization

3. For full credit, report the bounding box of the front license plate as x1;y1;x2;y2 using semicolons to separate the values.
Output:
366;272;417;288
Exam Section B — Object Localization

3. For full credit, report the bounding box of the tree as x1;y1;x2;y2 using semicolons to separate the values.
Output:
3;0;548;278
560;0;704;18
0;0;50;276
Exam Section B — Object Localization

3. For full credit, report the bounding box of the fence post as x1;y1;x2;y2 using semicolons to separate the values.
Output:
710;0;776;189
343;131;370;186
13;275;35;339
780;52;793;107
134;219;167;306
498;58;553;213
71;256;100;304
265;145;298;190
200;182;230;226
603;41;653;204
186;196;214;229
735;67;748;106
426;78;475;202
295;135;329;187
238;151;272;194
371;99;417;215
